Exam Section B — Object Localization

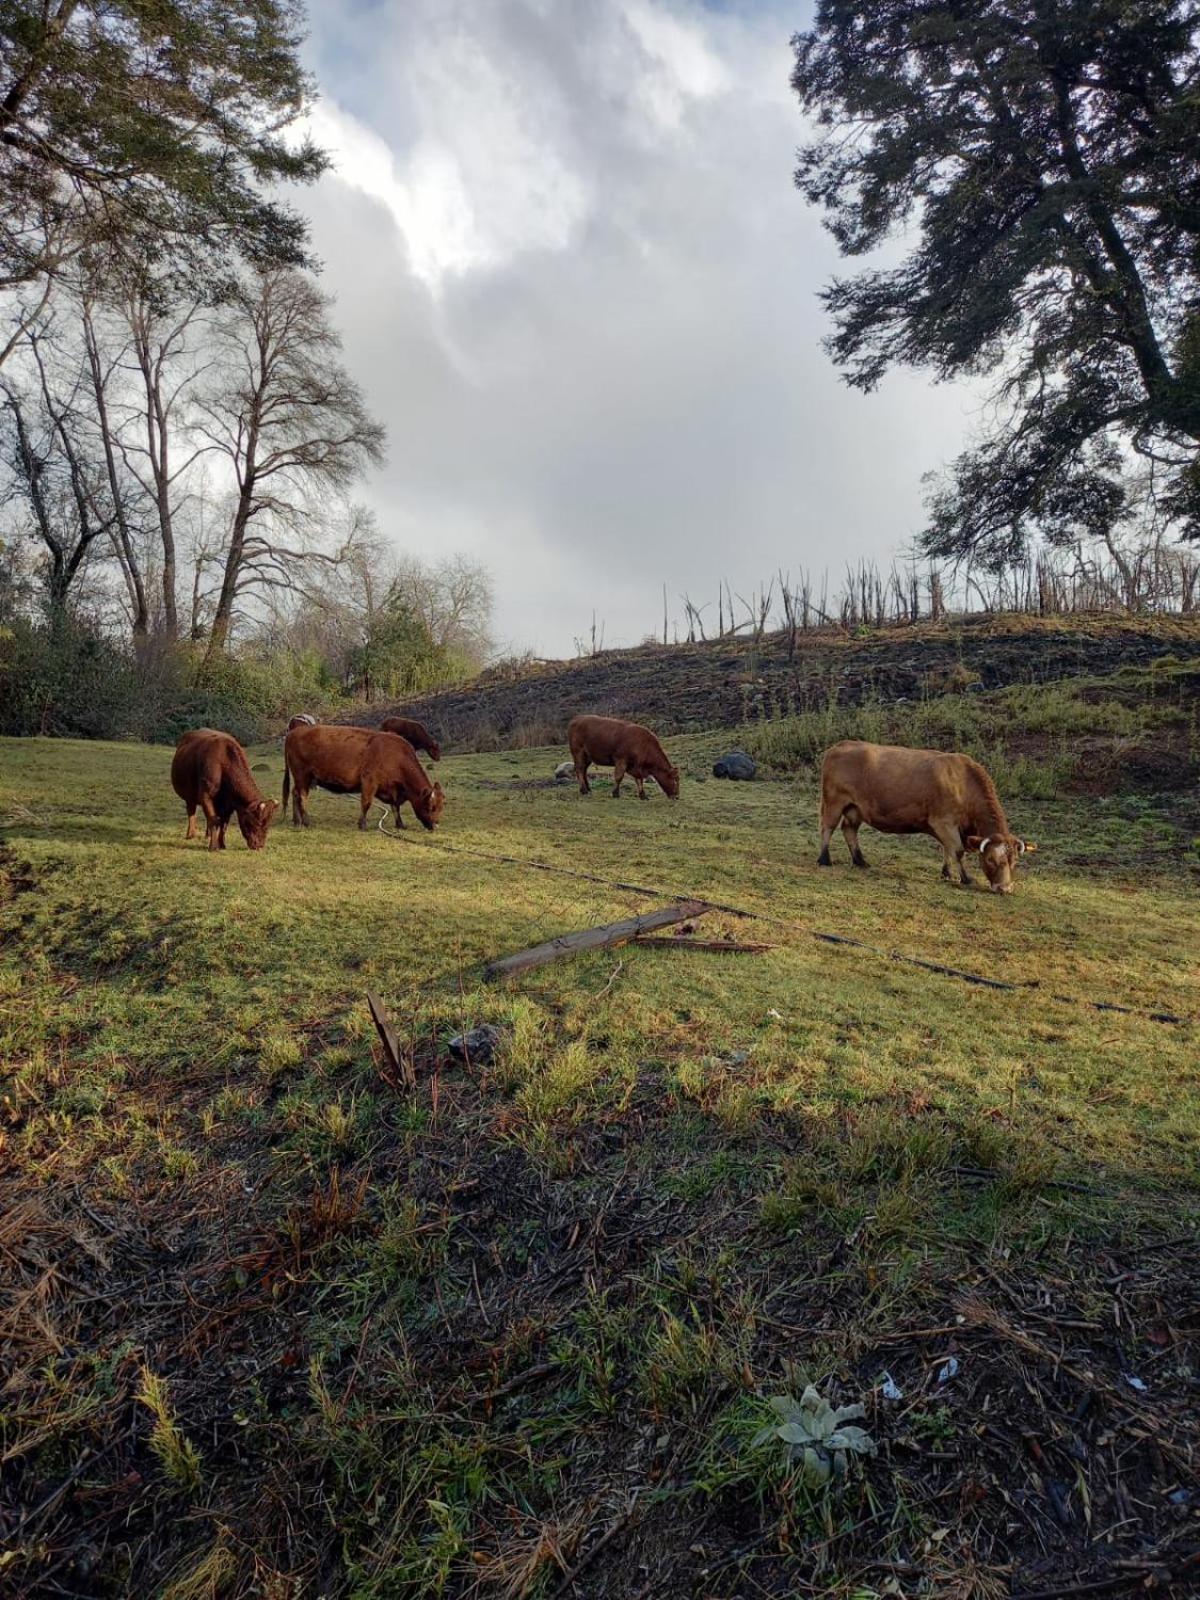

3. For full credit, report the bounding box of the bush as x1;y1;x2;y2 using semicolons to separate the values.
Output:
0;615;338;744
0;614;143;739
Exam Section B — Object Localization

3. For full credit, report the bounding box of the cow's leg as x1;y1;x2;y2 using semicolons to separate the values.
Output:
634;773;647;800
217;814;230;850
612;758;627;798
932;821;970;885
818;800;840;866
841;805;868;868
931;822;969;884
200;795;221;851
575;752;591;794
392;801;406;829
184;805;197;841
293;778;310;828
358;779;375;830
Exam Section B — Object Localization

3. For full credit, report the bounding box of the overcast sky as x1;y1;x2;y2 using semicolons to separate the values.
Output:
299;0;975;657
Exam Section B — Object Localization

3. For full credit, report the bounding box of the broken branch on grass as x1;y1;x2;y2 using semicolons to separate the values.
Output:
485;901;711;980
549;1492;642;1599
591;958;625;998
366;990;415;1088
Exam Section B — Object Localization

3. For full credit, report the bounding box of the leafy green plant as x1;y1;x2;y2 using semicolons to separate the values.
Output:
753;1387;876;1486
138;1367;203;1493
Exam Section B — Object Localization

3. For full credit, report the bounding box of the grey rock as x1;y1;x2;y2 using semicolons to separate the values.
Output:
448;1024;503;1064
554;761;575;781
713;750;757;781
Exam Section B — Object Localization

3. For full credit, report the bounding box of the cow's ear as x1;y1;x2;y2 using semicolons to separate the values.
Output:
433;782;444;797
965;834;983;850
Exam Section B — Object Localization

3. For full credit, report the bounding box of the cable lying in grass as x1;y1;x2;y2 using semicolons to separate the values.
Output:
374;807;1190;1025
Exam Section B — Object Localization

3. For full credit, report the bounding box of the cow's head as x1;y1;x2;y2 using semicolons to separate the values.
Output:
238;798;278;850
658;763;681;799
414;781;445;831
427;739;442;762
965;833;1037;893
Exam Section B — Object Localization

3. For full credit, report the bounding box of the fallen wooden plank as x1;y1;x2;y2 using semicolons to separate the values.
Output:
485;900;710;980
366;990;415;1087
633;935;774;954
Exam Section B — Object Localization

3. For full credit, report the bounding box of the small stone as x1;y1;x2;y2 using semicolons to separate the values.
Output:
554;761;575;781
447;1024;503;1064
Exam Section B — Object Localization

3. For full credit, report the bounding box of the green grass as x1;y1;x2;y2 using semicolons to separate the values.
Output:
745;662;1200;780
1;714;1198;1598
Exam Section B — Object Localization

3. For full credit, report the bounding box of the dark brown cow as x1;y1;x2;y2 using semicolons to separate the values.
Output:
818;740;1037;894
283;723;444;831
171;729;278;851
568;715;680;800
380;715;441;762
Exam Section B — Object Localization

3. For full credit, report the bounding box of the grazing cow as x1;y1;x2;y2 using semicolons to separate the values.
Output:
171;729;278;851
568;715;680;800
380;715;441;762
818;740;1036;893
283;723;444;832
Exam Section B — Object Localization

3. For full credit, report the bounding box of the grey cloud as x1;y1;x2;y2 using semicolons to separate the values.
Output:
301;0;973;654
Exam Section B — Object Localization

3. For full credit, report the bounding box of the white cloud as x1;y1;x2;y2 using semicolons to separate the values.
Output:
300;0;973;655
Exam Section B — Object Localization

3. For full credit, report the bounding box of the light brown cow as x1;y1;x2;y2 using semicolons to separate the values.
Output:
818;740;1037;893
171;729;278;851
283;723;444;832
568;714;680;800
380;715;441;762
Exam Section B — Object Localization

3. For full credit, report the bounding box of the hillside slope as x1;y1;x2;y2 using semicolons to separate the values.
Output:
355;613;1200;749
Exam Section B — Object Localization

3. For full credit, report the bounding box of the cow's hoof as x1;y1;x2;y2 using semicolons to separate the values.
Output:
852;854;868;869
817;852;832;867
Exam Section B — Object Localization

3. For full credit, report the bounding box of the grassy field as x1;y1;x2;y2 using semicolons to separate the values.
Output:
2;675;1199;1598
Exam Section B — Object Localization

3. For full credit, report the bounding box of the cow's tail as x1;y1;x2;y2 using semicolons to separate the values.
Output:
281;755;291;817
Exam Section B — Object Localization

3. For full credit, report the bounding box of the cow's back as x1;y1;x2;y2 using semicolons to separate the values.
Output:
380;716;439;758
172;729;242;799
570;715;664;767
285;722;372;785
363;731;427;788
822;740;967;831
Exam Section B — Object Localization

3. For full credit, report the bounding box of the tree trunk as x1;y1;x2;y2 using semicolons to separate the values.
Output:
82;304;149;637
205;475;255;659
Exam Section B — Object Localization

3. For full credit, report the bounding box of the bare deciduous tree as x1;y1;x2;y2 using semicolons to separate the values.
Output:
194;269;385;657
0;320;122;611
118;285;213;638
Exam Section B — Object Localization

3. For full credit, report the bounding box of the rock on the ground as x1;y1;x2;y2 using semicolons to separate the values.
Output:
713;751;756;780
554;761;575;782
448;1024;503;1063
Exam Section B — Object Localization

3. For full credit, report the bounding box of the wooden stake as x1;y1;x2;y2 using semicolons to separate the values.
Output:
485;901;710;980
367;990;415;1087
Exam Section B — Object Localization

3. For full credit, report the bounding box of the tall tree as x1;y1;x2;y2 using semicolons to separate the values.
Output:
791;1;1200;564
0;319;120;610
0;1;326;299
194;268;385;655
119;284;211;637
80;294;149;635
